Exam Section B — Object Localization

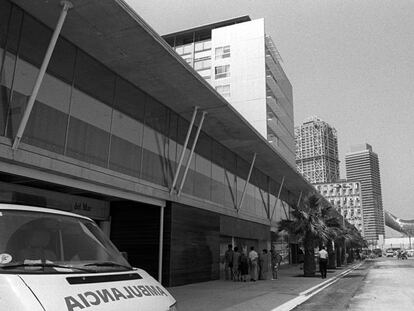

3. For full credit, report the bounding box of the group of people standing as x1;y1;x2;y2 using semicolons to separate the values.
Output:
224;245;283;282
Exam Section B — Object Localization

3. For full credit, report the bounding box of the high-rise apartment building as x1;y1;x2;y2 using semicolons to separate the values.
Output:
314;180;364;235
295;117;340;183
345;144;385;241
163;17;295;166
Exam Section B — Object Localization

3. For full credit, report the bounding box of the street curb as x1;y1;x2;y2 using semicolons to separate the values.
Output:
271;262;364;311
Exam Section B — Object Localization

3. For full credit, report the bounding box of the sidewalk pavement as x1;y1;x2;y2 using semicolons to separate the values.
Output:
168;263;358;311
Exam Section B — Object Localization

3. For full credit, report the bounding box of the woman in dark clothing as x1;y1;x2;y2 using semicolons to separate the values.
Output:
239;251;249;282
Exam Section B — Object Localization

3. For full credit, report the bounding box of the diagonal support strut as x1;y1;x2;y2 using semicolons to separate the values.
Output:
177;111;207;196
270;176;285;221
170;106;198;195
12;1;73;150
237;153;257;213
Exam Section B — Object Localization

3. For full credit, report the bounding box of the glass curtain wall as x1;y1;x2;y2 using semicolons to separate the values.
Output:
0;1;291;223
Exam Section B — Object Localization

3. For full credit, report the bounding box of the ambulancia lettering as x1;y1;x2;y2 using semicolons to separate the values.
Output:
64;285;168;311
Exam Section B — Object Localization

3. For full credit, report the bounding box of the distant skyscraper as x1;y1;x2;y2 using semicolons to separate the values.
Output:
163;16;295;166
314;180;364;236
345;144;385;241
295;117;339;183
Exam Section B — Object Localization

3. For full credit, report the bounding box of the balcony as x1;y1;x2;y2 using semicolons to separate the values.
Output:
266;75;294;120
265;54;293;102
266;96;294;131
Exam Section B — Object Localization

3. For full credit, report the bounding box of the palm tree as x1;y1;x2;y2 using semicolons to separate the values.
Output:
277;194;331;276
345;226;365;248
323;212;343;269
342;224;366;262
323;206;367;266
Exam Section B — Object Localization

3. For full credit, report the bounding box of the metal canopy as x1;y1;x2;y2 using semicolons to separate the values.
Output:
10;0;316;203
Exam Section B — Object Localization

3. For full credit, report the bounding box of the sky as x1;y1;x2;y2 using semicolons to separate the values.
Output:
126;0;414;233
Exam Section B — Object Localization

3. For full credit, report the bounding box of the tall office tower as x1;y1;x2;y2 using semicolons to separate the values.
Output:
345;144;385;241
314;180;364;235
163;17;295;166
295;117;340;183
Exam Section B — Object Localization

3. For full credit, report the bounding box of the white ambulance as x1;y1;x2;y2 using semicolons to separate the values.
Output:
0;203;177;311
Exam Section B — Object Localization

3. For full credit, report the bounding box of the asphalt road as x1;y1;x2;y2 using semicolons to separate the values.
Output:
292;257;414;311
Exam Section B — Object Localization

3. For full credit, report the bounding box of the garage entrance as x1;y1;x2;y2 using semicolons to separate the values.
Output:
110;201;166;281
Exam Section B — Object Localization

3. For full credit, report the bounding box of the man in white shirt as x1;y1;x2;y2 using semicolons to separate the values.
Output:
249;246;259;281
318;246;328;279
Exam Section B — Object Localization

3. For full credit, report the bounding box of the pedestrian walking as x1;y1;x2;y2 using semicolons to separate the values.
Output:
224;244;234;280
248;246;259;281
318;246;328;279
239;251;249;282
271;247;282;279
232;247;241;281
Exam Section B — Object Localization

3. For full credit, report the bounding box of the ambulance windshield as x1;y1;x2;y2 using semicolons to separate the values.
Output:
0;209;132;273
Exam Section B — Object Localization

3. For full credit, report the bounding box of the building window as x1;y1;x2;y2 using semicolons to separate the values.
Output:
183;44;193;54
175;46;183;55
194;57;211;70
215;65;230;79
195;39;211;52
215;45;230;59
175;43;193;56
215;84;230;97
